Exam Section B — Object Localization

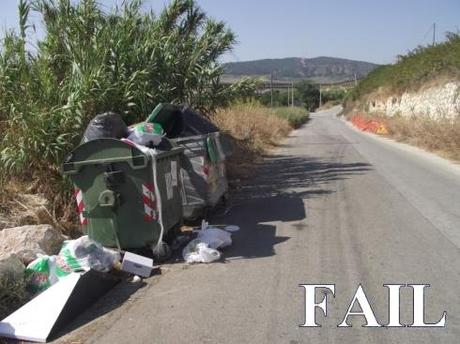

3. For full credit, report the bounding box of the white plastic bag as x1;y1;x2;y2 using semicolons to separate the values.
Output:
58;236;120;273
25;236;120;293
182;239;221;263
196;227;232;249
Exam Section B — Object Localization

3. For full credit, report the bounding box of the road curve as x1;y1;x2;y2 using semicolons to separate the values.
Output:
71;107;460;344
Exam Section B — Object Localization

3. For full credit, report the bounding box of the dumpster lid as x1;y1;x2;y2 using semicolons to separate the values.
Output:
62;138;149;174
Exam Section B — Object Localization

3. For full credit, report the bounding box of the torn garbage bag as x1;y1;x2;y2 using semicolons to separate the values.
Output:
25;236;120;293
182;239;221;263
182;226;233;263
196;227;232;249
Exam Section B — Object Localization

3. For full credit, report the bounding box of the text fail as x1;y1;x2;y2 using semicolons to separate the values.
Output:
299;284;447;328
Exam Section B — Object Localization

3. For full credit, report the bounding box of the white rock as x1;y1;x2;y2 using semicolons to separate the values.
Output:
368;81;460;120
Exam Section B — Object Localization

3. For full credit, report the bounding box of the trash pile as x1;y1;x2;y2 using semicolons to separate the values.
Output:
63;103;230;256
182;221;237;264
0;103;235;342
25;236;120;293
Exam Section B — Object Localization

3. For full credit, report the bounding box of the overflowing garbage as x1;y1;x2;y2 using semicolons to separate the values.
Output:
0;104;235;342
63;103;230;254
127;122;164;146
81;112;128;143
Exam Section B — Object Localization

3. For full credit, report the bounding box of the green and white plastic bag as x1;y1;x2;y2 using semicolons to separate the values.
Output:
25;236;120;293
127;122;164;146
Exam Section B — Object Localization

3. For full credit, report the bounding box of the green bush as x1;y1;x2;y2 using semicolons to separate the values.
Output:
0;0;255;212
294;80;320;111
351;33;460;100
322;87;348;103
272;107;309;128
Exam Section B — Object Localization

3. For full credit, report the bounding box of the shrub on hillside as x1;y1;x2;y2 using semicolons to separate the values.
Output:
351;32;460;99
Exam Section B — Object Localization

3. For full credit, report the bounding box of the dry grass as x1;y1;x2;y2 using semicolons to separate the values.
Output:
346;112;460;162
387;116;460;161
0;179;74;233
211;102;293;180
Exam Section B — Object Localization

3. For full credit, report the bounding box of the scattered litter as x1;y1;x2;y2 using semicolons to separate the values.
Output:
196;227;232;249
224;225;240;232
59;236;120;273
25;236;120;293
131;275;142;283
200;219;209;230
182;221;238;263
121;252;153;278
182;239;221;263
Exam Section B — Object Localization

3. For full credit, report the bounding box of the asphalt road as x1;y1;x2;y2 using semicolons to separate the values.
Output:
65;106;460;343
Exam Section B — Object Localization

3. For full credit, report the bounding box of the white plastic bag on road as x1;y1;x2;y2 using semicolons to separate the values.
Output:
196;227;232;249
182;239;221;263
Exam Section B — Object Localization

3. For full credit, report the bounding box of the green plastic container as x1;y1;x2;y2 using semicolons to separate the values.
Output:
63;138;183;250
172;132;228;220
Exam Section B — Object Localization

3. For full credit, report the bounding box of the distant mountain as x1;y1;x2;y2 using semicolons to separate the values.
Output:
223;56;379;83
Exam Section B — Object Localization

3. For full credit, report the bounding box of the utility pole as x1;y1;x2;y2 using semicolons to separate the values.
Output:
291;82;294;107
287;85;290;107
354;73;357;86
270;72;273;107
432;22;436;45
319;84;322;108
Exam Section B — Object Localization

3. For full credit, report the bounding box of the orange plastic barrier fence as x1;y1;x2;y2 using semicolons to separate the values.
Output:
350;114;388;135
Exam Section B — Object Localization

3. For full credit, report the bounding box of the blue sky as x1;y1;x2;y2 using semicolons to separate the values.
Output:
1;0;459;64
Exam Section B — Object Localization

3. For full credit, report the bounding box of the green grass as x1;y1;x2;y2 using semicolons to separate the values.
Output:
272;107;309;128
351;32;460;100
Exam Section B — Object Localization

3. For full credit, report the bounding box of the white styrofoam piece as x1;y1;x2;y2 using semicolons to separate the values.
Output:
0;273;81;343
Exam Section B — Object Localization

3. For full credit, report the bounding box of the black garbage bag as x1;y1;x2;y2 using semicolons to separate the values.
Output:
81;112;128;143
146;103;219;138
181;106;219;136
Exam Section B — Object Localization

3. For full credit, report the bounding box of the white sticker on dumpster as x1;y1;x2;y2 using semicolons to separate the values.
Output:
171;161;178;186
165;173;173;200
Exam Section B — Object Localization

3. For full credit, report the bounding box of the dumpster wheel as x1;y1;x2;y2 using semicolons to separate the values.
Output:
151;241;171;262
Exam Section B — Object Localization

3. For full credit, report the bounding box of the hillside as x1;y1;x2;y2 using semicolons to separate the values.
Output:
351;33;460;100
223;56;379;83
345;32;460;163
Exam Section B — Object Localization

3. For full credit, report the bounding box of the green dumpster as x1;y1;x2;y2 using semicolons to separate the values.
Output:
172;132;229;220
63;138;183;251
145;103;230;221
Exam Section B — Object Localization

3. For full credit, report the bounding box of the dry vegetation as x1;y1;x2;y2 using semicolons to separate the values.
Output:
212;102;308;180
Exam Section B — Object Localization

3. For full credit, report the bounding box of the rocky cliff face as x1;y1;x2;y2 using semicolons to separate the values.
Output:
367;81;460;120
